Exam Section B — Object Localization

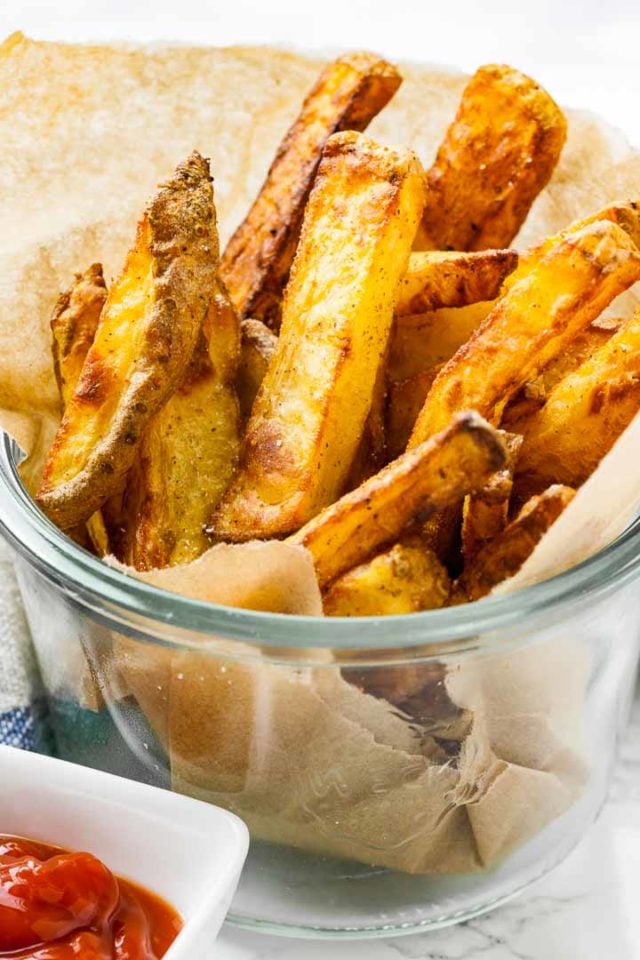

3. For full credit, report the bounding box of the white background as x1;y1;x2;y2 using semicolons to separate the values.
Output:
2;0;639;145
2;2;640;957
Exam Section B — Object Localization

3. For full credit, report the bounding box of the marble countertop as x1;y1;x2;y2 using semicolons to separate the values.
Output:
217;681;640;959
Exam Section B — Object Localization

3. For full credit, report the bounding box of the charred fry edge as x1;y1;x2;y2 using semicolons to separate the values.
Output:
290;411;507;587
37;152;216;529
221;51;402;329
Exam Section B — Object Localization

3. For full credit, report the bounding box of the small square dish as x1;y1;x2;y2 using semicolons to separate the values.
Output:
0;744;249;958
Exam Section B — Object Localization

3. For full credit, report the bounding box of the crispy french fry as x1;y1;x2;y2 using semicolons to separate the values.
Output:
461;433;523;562
120;283;241;570
211;132;426;541
323;537;450;616
395;249;517;317
387;368;441;458
388;301;494;384
50;264;111;556
38;152;217;530
510;201;640;283
220;52;402;330
289;412;507;588
51;264;107;408
409;220;640;448
417;64;566;251
237;318;278;417
502;325;616;427
455;484;575;601
512;308;640;504
347;355;388;487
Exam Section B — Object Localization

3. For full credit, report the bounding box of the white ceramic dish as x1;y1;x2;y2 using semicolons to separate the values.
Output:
0;745;249;958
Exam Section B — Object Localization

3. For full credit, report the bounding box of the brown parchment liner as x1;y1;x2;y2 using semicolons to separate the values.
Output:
1;33;639;873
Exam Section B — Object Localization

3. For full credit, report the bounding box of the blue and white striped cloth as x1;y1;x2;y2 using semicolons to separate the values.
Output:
0;541;43;750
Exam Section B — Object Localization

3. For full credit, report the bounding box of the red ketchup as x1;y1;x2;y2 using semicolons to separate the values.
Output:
0;836;182;959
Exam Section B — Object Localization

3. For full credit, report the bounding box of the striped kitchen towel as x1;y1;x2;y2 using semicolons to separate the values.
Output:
0;540;44;749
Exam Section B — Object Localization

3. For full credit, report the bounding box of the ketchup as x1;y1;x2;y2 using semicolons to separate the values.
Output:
0;836;182;959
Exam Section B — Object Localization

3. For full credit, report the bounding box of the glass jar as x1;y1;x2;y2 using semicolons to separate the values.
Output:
1;432;639;938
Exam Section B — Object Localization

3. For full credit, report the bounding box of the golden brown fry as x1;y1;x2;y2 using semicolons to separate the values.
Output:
409;220;640;448
50;264;111;556
120;283;241;570
211;132;426;541
289;412;507;588
512;308;640;505
511;201;640;283
347;355;388;487
220;52;402;329
461;433;523;562
417;64;566;251
323;537;450;616
388;301;493;384
502;325;616;428
237;318;278;417
395;249;517;317
456;485;575;601
387;368;440;459
51;264;107;408
37;152;217;530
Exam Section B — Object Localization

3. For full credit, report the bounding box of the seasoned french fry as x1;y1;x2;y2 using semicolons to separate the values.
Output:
417;64;566;251
388;301;494;384
395;249;517;317
289;412;507;588
512;308;640;504
347;356;388;487
502;324;616;427
120;283;241;570
237;318;278;417
409;220;640;448
50;264;111;556
510;201;640;284
461;433;523;562
456;485;575;601
387;368;441;458
323;537;450;616
220;52;402;330
211;132;426;541
51;264;107;408
38;152;217;529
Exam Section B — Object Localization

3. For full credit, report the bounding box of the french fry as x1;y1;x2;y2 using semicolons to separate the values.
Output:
120;283;241;570
461;433;523;562
417;64;566;251
237;318;278;417
220;52;402;330
512;307;640;505
289;412;507;588
455;485;575;601
387;368;441;458
510;201;640;284
51;264;107;408
409;220;640;448
395;249;517;317
347;356;388;487
211;132;426;541
388;301;494;384
38;152;217;529
323;537;450;616
502;325;616;428
50;264;111;556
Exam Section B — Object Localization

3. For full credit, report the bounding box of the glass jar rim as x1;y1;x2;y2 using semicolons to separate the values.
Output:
1;431;639;651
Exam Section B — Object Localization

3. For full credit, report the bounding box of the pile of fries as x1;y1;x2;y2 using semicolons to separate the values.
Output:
36;53;640;616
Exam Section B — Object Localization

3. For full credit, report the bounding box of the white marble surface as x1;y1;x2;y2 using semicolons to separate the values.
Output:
216;681;640;959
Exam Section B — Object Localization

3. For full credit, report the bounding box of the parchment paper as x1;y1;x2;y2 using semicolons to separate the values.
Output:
1;33;639;873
